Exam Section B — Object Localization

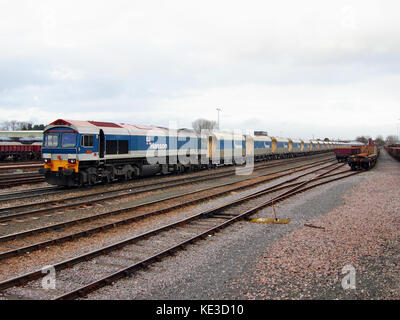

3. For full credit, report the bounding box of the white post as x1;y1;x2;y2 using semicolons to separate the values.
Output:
397;118;400;143
216;107;222;130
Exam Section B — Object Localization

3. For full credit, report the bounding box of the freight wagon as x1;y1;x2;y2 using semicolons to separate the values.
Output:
347;142;380;170
334;146;362;163
385;145;400;161
0;141;42;161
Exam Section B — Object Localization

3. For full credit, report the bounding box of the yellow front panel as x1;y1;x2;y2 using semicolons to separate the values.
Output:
44;160;79;173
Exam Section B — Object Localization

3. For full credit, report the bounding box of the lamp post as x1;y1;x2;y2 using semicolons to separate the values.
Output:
216;107;222;130
397;118;400;143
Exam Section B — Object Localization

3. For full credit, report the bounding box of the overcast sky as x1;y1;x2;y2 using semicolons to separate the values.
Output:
0;0;399;140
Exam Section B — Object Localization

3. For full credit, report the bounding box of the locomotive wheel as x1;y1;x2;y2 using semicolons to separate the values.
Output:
126;170;133;180
104;175;111;184
88;174;96;185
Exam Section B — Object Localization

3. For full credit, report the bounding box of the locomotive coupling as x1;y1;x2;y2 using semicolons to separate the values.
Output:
38;168;50;174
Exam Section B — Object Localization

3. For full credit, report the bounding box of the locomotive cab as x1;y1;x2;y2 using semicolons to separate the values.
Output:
41;126;80;186
40;119;101;186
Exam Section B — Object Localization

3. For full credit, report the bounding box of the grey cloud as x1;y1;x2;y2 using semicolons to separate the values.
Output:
1;0;400;139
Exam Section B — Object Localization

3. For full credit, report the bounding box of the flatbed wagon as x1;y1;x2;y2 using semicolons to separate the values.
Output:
347;143;380;170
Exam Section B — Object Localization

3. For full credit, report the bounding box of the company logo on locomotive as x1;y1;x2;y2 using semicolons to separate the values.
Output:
148;143;168;150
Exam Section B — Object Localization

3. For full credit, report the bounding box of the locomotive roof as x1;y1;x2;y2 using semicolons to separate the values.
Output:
46;119;198;136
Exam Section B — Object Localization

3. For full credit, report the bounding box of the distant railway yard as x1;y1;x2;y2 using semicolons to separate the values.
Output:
0;121;396;300
0;147;398;300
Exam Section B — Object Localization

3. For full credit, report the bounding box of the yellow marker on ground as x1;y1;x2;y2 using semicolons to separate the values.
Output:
250;203;291;224
250;217;291;224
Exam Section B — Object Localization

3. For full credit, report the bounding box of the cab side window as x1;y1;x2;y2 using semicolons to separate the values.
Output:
81;135;94;147
118;140;129;154
106;140;117;154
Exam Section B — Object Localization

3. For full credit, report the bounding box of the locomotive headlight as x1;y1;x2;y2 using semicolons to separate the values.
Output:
68;159;76;164
44;158;51;163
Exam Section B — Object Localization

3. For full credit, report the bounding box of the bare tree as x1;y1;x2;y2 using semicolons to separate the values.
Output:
386;135;398;145
0;121;10;130
0;120;20;131
192;118;218;134
355;136;370;144
9;120;19;131
0;120;44;131
375;135;385;146
19;122;35;130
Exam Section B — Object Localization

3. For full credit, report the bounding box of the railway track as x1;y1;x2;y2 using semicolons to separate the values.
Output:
0;165;350;264
0;172;45;188
0;156;335;224
0;167;42;178
0;161;41;167
0;153;333;207
0;159;337;251
0;152;332;202
0;186;64;202
0;162;359;299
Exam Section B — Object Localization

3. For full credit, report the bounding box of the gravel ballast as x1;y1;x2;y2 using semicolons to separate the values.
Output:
85;150;399;300
243;150;400;300
1;151;397;300
0;160;336;287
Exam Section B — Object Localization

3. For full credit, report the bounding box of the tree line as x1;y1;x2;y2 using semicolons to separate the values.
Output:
356;135;398;146
1;120;46;131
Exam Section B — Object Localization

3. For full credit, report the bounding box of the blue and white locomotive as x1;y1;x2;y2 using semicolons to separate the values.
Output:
40;119;208;186
40;119;335;186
